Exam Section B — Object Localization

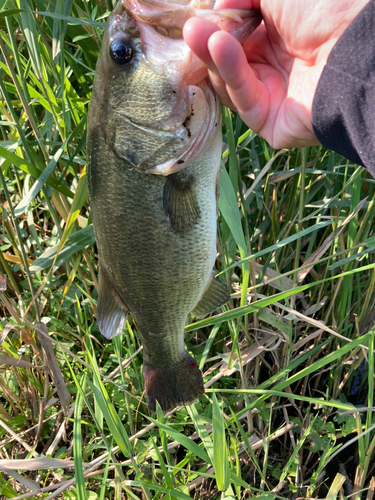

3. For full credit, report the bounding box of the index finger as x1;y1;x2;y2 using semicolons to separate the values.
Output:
183;17;221;73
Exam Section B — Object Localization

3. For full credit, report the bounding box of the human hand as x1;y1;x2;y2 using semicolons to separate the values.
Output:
183;0;369;148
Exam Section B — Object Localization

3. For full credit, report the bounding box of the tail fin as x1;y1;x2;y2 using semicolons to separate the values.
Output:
143;352;204;413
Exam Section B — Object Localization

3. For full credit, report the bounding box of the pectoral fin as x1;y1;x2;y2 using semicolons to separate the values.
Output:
191;277;230;318
163;174;200;234
97;265;128;339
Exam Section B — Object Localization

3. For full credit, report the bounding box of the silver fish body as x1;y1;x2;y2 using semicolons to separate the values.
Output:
87;0;261;412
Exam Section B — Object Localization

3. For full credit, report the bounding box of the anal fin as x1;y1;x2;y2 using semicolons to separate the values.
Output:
163;174;200;235
191;276;230;319
97;265;128;339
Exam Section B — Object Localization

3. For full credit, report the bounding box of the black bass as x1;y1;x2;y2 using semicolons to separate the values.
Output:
87;0;261;412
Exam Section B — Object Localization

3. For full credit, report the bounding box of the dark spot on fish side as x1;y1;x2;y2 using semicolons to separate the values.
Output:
177;160;184;164
187;129;191;138
172;90;176;94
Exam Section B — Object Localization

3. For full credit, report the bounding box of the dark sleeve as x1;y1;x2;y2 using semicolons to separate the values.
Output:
311;0;375;177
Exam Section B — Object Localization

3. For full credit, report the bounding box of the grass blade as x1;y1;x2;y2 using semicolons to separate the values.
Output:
212;391;230;491
74;376;88;500
147;416;210;463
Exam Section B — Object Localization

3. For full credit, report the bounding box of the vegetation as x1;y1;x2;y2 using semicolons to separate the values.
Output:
0;1;374;499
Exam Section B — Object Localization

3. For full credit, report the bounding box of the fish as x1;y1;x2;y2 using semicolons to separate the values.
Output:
87;0;261;412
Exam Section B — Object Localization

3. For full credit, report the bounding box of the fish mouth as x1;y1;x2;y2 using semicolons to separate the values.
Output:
119;0;262;41
135;82;220;176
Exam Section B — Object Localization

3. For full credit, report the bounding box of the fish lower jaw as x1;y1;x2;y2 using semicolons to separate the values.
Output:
143;352;204;413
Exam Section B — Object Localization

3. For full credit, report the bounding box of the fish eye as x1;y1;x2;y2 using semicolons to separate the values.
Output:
110;39;133;65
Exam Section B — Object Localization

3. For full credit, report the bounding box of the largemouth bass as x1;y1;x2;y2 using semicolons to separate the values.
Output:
87;0;261;412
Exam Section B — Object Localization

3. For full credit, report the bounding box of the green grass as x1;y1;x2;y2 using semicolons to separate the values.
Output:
0;1;375;499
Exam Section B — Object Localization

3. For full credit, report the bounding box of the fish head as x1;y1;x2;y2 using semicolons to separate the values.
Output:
89;0;261;175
